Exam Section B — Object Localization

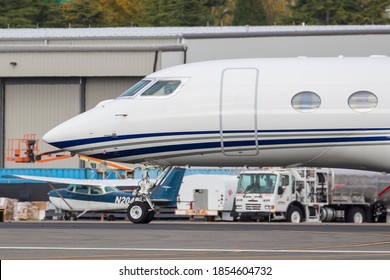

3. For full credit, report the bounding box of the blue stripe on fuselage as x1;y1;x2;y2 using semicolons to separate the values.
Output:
50;130;223;149
89;135;390;160
48;189;133;203
48;128;390;149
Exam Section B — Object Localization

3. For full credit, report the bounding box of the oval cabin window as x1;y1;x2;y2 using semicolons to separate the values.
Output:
348;91;378;112
291;91;321;113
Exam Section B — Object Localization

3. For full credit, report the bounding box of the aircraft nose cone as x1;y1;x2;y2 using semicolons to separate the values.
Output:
42;112;91;150
42;125;69;149
43;102;112;152
47;190;56;197
43;118;90;152
42;128;57;146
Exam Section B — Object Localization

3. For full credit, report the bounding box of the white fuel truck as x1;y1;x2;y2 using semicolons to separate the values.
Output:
174;167;390;223
232;167;390;223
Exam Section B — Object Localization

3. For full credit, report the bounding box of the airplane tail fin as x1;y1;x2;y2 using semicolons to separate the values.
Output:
150;167;186;207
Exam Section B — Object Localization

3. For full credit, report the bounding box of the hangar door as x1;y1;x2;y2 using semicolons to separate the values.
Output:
220;68;259;156
85;77;141;110
4;79;80;168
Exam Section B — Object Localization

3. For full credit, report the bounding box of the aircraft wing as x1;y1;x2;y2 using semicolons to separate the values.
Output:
3;174;141;187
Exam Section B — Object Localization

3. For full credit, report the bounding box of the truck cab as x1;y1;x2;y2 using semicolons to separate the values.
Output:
233;168;331;223
234;169;295;220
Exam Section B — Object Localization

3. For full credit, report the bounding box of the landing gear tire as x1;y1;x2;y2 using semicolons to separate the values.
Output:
286;206;303;223
127;201;154;224
145;211;155;223
63;213;77;221
346;207;365;223
68;213;77;221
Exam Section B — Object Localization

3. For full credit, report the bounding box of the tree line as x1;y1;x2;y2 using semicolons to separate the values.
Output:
0;0;389;28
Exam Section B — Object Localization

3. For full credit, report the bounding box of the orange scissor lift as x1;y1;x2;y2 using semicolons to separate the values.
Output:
6;134;131;172
6;134;74;163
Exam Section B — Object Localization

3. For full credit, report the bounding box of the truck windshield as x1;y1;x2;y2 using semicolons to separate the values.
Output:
238;174;277;194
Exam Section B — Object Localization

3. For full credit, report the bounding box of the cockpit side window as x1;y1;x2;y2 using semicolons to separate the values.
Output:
118;79;151;97
75;185;89;194
141;80;181;96
90;186;103;195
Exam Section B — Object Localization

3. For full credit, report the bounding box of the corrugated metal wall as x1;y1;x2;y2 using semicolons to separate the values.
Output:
4;79;80;168
0;52;155;77
85;77;141;110
161;51;185;69
185;34;390;62
2;77;143;168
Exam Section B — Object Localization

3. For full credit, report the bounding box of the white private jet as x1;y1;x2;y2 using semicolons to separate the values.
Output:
41;56;390;221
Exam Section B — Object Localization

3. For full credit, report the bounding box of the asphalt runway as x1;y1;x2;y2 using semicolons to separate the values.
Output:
1;221;390;260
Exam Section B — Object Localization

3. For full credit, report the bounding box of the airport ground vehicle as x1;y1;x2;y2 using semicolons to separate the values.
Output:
175;167;390;223
175;174;238;221
232;168;390;223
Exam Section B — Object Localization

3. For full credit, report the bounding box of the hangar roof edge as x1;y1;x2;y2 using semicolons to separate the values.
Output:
1;25;390;40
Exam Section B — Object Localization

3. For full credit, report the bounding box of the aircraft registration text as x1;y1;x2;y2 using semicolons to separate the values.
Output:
115;196;132;204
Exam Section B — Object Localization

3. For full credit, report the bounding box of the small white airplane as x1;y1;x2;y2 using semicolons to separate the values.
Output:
6;167;186;223
41;56;390;221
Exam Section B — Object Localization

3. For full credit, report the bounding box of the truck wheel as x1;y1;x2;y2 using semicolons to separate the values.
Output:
127;201;150;223
346;207;365;223
286;206;303;223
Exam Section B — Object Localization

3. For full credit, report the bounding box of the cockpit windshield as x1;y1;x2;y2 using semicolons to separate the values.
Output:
66;184;75;192
118;79;151;97
141;80;181;96
104;186;119;193
237;174;277;194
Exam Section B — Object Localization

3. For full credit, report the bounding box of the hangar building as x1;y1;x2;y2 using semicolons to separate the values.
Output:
1;25;390;168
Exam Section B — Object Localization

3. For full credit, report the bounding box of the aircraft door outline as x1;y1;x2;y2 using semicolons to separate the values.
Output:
219;67;259;156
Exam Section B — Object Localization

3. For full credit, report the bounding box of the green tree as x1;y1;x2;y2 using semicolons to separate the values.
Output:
62;0;105;27
262;0;294;25
356;0;390;24
290;0;390;25
141;0;210;26
0;0;39;28
37;1;68;27
98;0;144;27
232;0;267;25
0;0;69;28
205;0;234;26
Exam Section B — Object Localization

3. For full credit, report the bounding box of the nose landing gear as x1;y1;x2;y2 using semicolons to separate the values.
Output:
126;166;157;224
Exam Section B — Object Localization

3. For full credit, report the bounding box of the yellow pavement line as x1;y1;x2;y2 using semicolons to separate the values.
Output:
272;229;390;238
288;240;390;251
